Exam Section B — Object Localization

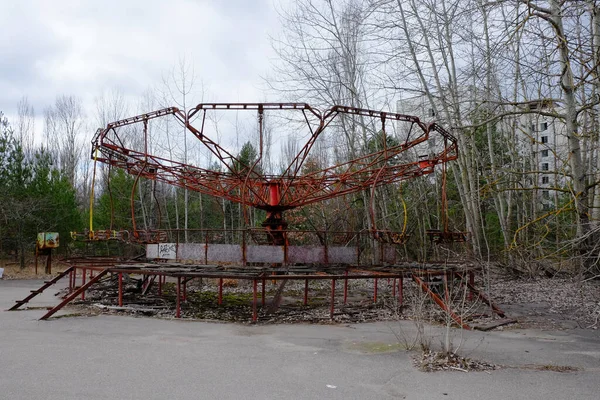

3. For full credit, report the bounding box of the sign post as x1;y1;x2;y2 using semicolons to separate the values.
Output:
36;233;59;274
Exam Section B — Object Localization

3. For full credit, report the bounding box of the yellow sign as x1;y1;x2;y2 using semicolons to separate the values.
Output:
37;232;59;249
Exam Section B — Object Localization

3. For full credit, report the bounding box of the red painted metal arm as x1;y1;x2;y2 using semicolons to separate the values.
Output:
92;107;184;155
412;275;470;330
90;103;458;212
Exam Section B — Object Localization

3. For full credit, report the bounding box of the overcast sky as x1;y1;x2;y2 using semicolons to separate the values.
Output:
1;0;283;132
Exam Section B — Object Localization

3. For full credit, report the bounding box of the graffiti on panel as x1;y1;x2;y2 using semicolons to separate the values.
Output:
158;243;177;259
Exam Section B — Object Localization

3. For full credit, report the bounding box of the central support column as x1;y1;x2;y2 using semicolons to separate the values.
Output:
262;182;287;245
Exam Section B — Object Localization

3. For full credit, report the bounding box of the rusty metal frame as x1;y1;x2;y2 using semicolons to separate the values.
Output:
37;103;481;323
8;267;75;311
90;103;458;241
39;269;110;320
11;254;503;329
23;257;488;325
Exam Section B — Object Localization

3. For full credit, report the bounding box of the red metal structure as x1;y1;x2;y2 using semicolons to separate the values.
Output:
91;103;458;242
10;103;505;328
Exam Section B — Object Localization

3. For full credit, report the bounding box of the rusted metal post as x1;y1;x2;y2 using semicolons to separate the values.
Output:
413;275;470;330
69;270;74;291
373;278;378;303
303;279;308;305
46;250;52;274
218;278;223;305
323;231;329;264
283;231;288;265
443;273;449;303
242;229;247;266
205;231;209;264
90;269;94;279
176;277;181;318
252;279;258;322
118;272;123;307
392;278;396;298
330;279;336;319
468;271;474;301
261;278;266;307
81;268;86;300
343;270;348;304
398;277;403;305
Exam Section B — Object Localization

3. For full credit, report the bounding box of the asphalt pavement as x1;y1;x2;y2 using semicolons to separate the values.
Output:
1;279;599;400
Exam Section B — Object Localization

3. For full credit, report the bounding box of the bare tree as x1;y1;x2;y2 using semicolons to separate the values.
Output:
16;96;35;156
270;0;385;235
515;0;600;275
91;89;130;229
95;88;128;127
158;56;203;242
374;0;488;256
44;95;85;188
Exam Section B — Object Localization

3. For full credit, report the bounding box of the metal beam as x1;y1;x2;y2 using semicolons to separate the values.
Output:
39;269;109;320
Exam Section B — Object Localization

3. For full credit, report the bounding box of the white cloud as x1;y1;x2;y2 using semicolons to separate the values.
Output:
0;0;283;129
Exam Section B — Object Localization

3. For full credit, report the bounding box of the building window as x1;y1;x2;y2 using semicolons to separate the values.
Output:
542;176;549;184
541;122;548;131
541;149;549;157
542;163;549;171
530;124;536;133
428;108;435;117
541;136;548;144
542;190;550;199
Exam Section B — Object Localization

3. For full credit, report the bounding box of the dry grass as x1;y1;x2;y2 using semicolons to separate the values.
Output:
508;364;580;373
223;279;239;287
0;258;68;280
492;277;600;329
413;350;498;372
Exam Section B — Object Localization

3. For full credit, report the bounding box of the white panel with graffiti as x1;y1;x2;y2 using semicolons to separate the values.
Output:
156;243;177;259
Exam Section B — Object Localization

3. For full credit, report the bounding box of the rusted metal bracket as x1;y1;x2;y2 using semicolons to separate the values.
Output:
462;280;505;318
8;267;74;311
141;275;157;296
412;275;471;330
39;269;110;320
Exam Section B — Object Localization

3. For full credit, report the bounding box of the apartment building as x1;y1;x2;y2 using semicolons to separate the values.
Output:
518;100;568;210
397;95;569;210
